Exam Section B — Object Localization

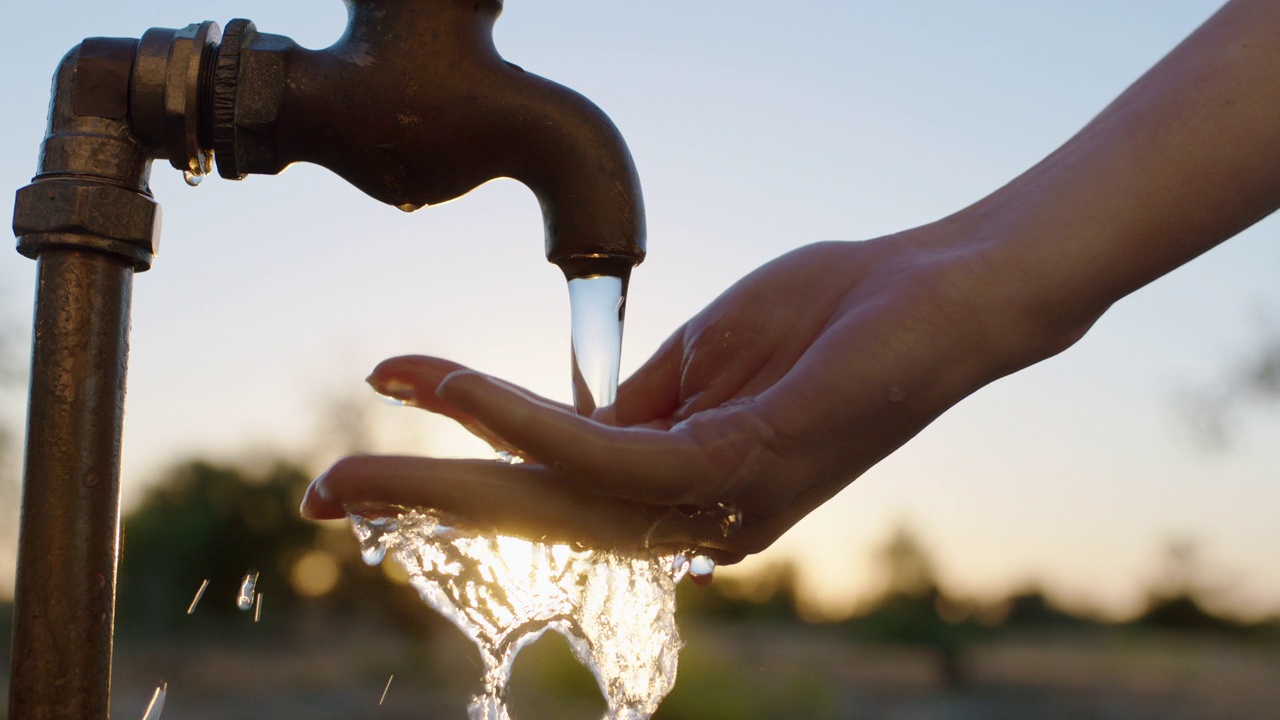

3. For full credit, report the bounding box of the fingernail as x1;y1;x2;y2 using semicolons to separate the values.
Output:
299;485;319;519
435;369;481;401
299;472;333;519
367;374;416;404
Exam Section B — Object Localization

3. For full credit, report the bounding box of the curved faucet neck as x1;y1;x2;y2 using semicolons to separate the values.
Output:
215;2;645;274
339;0;502;57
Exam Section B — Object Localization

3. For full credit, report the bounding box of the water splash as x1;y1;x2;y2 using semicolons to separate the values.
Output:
186;579;209;615
236;572;258;611
140;683;167;720
349;271;697;718
380;674;395;706
351;510;684;720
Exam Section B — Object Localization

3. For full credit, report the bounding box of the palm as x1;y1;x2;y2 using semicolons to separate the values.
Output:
303;233;1012;564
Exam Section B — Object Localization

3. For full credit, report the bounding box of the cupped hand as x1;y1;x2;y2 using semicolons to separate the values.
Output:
301;224;1057;564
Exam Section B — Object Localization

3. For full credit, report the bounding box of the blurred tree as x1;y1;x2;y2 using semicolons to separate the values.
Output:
879;525;938;599
846;524;970;686
1136;539;1238;632
1;325;22;599
1186;324;1280;447
117;457;451;641
678;561;804;625
118;460;322;632
999;585;1088;629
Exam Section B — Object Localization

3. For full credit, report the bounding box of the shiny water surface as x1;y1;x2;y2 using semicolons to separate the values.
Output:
567;275;625;416
349;271;690;719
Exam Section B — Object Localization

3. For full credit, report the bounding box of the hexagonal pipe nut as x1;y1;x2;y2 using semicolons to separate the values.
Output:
13;179;161;251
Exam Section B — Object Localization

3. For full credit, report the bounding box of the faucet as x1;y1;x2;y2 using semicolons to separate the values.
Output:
9;1;645;716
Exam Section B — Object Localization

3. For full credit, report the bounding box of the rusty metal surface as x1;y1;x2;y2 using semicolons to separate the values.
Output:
9;250;133;720
14;179;161;270
10;41;155;720
10;5;650;717
128;21;221;175
71;38;137;121
216;0;646;277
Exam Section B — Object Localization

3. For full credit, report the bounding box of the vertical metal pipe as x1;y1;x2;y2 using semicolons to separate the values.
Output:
9;250;133;720
10;40;156;720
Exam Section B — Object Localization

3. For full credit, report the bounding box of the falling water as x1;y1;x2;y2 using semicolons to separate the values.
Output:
567;275;625;416
352;510;684;720
140;683;167;720
349;272;691;720
186;579;209;615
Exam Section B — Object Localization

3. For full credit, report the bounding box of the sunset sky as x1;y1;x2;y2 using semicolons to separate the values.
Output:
3;0;1279;619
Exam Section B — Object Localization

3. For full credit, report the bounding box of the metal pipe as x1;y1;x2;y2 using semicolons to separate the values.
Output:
10;5;647;715
212;0;646;278
10;40;158;719
9;250;133;720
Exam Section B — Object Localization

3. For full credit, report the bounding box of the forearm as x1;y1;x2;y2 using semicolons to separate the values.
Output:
970;0;1280;355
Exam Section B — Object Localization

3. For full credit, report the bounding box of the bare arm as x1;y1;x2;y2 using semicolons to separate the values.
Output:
302;0;1280;562
977;0;1280;348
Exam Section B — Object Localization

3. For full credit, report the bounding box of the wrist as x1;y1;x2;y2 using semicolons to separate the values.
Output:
926;200;1104;379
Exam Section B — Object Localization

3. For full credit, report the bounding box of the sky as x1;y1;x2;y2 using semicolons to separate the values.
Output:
2;0;1279;619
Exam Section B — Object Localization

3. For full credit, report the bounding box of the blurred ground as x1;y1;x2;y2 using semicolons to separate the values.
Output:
3;460;1278;719
4;606;1279;719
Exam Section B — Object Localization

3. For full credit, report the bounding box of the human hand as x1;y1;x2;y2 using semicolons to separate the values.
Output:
301;222;1060;564
302;0;1280;565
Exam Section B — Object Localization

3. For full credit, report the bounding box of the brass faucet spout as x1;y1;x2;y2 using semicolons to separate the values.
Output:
215;0;646;277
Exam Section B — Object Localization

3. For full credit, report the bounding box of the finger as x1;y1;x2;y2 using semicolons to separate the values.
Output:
366;355;473;417
644;509;747;562
302;454;657;547
367;356;573;454
300;455;746;555
613;328;686;426
369;356;577;415
437;371;721;506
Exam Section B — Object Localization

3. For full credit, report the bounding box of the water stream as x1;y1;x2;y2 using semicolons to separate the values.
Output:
349;274;687;719
567;275;625;415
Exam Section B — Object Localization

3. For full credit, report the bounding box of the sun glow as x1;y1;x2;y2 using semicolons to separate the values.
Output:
351;508;686;719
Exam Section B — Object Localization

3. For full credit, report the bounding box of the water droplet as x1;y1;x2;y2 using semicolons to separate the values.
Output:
670;553;689;576
361;539;388;566
186;579;209;615
253;592;263;623
689;555;715;578
182;169;203;187
495;450;526;465
397;202;423;213
140;683;167;720
236;572;258;611
379;674;395;705
372;377;415;406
